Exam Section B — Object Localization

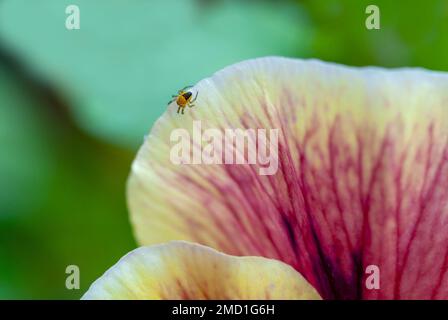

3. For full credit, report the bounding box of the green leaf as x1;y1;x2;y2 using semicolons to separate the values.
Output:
0;0;311;148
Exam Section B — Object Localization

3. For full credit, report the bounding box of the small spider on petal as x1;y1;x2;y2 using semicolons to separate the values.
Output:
168;85;198;114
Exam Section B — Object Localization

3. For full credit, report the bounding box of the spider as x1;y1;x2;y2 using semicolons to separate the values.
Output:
167;85;198;114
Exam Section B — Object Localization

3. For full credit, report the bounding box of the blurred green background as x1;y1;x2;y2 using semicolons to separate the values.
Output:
0;0;447;299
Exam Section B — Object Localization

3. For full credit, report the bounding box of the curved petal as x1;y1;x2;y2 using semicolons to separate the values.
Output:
128;57;448;299
82;241;320;300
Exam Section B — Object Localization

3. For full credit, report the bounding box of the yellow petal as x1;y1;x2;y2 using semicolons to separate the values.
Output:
82;241;321;300
128;57;448;299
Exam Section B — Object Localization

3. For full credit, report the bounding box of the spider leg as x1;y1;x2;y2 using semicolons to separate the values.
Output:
190;91;199;103
188;103;195;108
177;106;180;113
181;107;185;114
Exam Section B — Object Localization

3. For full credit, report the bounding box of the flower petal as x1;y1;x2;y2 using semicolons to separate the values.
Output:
128;57;448;299
82;241;320;300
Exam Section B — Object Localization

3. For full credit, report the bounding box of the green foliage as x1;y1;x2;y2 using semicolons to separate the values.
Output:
300;0;448;70
0;65;135;298
0;0;310;148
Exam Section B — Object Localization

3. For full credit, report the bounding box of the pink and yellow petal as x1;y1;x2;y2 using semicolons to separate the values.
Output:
128;57;448;299
82;241;321;300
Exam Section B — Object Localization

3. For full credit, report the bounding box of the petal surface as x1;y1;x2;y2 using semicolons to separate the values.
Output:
82;241;320;300
128;57;448;299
